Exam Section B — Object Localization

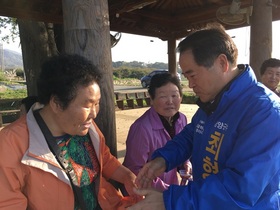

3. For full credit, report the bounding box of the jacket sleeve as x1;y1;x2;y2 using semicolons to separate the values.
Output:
154;103;280;209
123;121;170;190
0;127;28;209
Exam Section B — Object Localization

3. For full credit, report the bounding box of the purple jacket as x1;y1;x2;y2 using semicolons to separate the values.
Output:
123;106;187;191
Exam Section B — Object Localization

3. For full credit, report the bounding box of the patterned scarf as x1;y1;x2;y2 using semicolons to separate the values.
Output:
55;133;100;210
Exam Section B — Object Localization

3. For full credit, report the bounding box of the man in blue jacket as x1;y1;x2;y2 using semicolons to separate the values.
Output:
127;23;280;210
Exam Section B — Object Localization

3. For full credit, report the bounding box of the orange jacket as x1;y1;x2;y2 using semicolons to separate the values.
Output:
0;110;129;210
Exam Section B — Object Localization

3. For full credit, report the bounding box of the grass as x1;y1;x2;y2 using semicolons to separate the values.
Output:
0;89;27;99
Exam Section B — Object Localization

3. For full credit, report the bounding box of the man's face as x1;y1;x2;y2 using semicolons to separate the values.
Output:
261;66;280;91
179;50;226;103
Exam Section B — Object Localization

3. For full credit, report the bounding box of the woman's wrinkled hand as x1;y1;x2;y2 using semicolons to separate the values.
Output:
126;188;165;210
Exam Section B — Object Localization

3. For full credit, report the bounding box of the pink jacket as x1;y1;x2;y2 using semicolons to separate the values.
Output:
123;106;187;191
0;109;128;210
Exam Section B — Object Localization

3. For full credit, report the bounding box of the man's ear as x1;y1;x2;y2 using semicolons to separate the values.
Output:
217;54;229;72
49;96;62;113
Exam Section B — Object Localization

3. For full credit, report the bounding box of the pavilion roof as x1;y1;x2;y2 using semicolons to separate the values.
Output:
0;0;279;40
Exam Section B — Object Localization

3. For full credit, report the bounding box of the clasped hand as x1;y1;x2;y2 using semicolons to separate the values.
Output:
126;157;167;210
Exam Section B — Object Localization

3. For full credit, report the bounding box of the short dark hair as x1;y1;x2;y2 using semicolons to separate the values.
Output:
37;54;102;109
260;58;280;75
21;96;38;112
148;73;182;99
177;23;238;68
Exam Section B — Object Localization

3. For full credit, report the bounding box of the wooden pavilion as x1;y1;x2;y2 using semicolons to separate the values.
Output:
0;0;279;156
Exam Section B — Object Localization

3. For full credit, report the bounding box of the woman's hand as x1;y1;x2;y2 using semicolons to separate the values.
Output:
126;188;165;210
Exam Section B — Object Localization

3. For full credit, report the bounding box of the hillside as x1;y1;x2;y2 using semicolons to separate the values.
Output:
0;49;170;70
0;49;23;69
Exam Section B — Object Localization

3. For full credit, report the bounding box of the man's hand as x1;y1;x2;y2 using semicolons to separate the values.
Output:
126;188;165;210
135;157;166;189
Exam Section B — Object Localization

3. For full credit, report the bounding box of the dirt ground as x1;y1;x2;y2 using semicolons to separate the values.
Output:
116;104;199;163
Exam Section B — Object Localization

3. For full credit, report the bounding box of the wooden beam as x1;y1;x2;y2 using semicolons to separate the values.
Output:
0;0;63;23
110;0;157;16
0;7;63;23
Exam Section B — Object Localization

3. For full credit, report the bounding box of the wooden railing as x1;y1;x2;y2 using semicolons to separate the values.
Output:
114;90;150;110
0;92;150;128
0;109;20;127
0;99;22;128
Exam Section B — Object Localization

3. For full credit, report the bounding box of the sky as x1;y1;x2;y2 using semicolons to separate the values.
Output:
111;20;280;64
1;20;280;64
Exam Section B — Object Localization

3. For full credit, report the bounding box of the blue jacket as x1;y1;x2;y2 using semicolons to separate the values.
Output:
152;65;280;209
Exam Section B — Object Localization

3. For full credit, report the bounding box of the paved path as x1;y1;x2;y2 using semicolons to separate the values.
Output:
116;104;199;162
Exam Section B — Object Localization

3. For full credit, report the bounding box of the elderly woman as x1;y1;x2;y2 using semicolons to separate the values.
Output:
123;73;191;192
260;58;280;97
0;54;140;210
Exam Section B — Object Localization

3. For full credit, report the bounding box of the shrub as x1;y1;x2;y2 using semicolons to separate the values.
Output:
113;67;151;79
182;92;198;104
15;68;24;78
0;71;7;81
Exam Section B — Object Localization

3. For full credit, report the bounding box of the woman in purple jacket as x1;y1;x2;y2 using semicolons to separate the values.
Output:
123;73;190;192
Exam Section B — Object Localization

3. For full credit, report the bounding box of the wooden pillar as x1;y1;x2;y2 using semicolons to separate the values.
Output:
62;0;117;157
250;0;272;81
18;21;56;96
167;38;177;74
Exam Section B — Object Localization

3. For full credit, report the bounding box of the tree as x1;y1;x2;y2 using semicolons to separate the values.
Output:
0;17;18;43
15;68;24;78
